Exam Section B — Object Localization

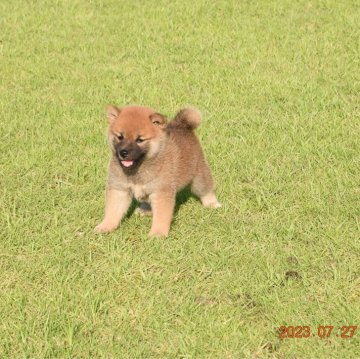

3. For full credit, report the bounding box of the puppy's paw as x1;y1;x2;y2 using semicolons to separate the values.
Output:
148;229;168;238
201;193;222;209
204;201;222;209
94;222;117;234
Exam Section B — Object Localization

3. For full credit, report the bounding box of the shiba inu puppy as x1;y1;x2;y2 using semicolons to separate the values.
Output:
95;105;220;237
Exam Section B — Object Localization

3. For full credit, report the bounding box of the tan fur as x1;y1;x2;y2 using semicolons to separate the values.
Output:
95;105;221;237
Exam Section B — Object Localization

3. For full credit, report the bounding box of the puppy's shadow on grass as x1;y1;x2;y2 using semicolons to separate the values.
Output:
124;186;196;220
125;200;139;219
174;186;197;215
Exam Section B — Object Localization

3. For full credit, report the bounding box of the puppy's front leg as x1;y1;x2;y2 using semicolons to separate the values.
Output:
95;188;131;233
149;191;175;237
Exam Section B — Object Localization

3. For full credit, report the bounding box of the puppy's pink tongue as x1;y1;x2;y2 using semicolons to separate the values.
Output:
121;160;134;167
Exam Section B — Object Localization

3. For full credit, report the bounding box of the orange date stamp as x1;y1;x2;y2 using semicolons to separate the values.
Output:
278;325;357;339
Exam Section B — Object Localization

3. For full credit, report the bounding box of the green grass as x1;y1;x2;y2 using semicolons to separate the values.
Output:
1;0;359;357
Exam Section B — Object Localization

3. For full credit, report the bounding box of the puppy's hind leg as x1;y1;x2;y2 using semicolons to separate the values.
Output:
191;161;221;209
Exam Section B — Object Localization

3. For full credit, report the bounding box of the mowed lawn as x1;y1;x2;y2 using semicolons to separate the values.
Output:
1;0;359;358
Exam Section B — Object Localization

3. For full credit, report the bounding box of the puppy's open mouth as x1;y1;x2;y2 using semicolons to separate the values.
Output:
116;151;145;171
121;160;135;168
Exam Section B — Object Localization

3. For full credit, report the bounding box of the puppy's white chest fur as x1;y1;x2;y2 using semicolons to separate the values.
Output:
130;183;149;202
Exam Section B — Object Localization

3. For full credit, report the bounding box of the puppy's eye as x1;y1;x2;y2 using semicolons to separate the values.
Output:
136;137;144;144
117;134;124;140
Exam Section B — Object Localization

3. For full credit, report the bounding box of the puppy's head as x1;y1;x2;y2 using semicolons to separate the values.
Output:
106;105;167;171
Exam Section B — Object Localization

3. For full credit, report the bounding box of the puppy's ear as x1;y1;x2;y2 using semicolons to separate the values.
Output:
149;113;167;128
106;105;121;123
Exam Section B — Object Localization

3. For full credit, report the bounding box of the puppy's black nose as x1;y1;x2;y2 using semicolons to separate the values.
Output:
119;149;128;158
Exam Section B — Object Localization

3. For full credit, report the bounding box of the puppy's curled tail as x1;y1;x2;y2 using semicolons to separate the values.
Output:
169;107;202;131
